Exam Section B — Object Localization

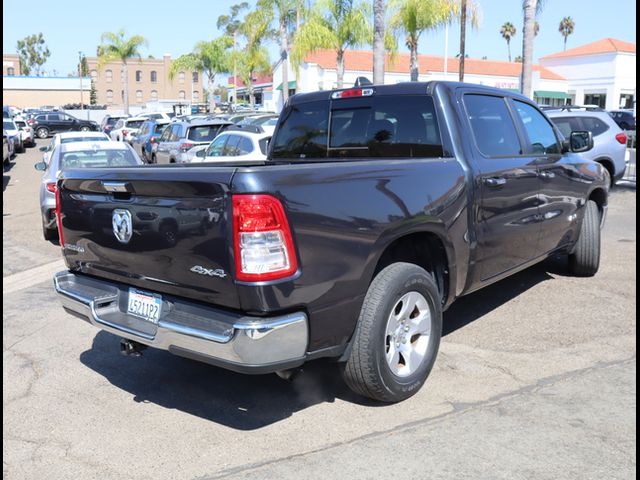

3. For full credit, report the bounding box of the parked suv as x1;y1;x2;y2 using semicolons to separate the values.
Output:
27;112;99;138
192;125;271;163
100;114;128;135
109;117;146;143
154;119;232;164
608;110;636;131
131;119;169;162
546;109;627;185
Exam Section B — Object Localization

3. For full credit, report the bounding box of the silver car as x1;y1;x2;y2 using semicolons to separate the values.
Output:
35;141;143;241
546;109;627;185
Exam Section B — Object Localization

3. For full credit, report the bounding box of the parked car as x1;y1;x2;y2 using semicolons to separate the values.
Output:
27;112;99;138
191;125;271;163
3;119;24;153
3;130;10;164
40;131;111;164
154;119;233;164
136;112;175;122
53;82;609;402
109;117;147;143
100;114;128;135
14;119;36;148
608;109;636;131
35;141;143;241
546;109;627;185
131;119;169;162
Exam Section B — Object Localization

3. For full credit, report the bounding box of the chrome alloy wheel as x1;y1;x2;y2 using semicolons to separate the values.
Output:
384;291;432;377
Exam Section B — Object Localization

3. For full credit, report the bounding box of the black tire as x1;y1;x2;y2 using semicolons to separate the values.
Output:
43;223;58;242
342;262;442;403
36;127;49;139
568;200;600;276
150;153;156;164
80;126;90;132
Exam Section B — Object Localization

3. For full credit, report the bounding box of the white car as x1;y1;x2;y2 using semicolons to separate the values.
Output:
14;119;35;148
191;126;271;163
136;112;175;122
3;119;23;153
40;131;111;164
109;117;147;143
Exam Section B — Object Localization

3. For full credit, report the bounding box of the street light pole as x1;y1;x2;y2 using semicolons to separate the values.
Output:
78;51;84;111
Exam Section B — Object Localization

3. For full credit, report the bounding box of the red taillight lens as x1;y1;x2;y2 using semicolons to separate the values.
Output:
27;119;35;125
615;132;627;144
232;194;298;282
55;186;65;246
122;129;129;137
46;182;57;193
180;142;195;152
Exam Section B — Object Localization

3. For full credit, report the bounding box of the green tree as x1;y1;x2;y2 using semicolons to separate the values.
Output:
500;22;516;62
16;33;51;76
237;8;273;106
90;81;98;105
79;55;90;77
391;0;461;82
170;38;232;112
217;2;250;105
514;55;523;62
291;0;372;88
559;16;575;51
97;30;147;115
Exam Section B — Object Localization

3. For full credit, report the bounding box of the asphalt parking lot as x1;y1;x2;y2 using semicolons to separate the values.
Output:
3;141;636;480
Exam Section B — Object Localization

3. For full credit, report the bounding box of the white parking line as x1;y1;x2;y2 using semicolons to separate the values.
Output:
3;260;66;295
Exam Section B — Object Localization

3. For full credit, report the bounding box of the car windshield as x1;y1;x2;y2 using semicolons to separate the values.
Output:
60;136;109;144
106;117;123;126
59;149;140;169
3;121;16;130
125;120;145;128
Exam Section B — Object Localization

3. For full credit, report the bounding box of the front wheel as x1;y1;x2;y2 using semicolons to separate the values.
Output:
80;126;90;132
342;262;442;403
568;200;601;276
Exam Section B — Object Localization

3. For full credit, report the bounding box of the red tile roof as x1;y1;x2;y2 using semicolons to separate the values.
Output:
229;74;273;88
541;38;636;59
304;50;565;80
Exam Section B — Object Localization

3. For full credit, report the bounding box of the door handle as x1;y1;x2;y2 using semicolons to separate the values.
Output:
483;177;507;187
539;171;556;179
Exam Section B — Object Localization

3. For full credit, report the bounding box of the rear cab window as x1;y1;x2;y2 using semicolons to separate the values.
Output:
271;94;444;159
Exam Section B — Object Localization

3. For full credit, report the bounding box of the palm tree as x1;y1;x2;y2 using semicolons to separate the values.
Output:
500;22;516;62
455;0;480;82
217;2;250;106
97;30;147;115
291;0;372;89
169;38;232;113
534;20;540;36
559;16;575;51
238;8;273;106
390;0;458;82
520;0;540;98
373;0;386;84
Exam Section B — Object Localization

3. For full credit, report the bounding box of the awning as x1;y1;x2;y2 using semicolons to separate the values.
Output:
534;90;571;99
276;81;297;91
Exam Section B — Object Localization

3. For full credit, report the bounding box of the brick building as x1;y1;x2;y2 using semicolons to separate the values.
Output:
3;54;21;76
85;55;205;108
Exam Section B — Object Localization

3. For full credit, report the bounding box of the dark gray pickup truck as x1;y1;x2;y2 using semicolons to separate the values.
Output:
53;82;608;402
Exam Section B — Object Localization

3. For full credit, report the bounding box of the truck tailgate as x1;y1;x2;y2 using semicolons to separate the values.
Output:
58;167;240;310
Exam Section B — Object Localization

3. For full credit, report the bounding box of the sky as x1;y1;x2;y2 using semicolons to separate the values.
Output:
3;0;636;82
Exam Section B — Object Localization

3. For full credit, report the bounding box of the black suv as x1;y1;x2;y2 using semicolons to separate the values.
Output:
27;112;99;139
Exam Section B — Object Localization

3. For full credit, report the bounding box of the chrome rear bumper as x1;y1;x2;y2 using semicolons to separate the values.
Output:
54;271;308;373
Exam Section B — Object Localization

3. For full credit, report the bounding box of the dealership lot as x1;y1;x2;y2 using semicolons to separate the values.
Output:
3;142;636;479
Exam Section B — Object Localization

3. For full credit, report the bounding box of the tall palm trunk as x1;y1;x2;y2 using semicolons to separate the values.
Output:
336;50;345;88
459;0;467;81
563;36;567;51
208;73;217;112
409;38;419;82
373;0;385;85
507;39;512;62
122;60;129;115
520;0;537;98
280;15;289;103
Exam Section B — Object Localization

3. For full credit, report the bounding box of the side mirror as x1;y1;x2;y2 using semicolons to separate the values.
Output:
570;131;593;153
196;149;206;158
34;162;46;171
39;146;48;152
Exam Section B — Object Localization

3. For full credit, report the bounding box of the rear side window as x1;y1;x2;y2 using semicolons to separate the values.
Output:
36;115;47;121
187;125;221;142
237;136;253;155
581;117;610;136
271;101;329;158
223;135;241;156
464;94;521;157
550;117;582;138
513;100;560;154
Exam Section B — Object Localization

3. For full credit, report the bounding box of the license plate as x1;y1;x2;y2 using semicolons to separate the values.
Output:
127;288;162;324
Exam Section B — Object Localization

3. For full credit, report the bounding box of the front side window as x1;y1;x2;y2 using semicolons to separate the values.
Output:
513;100;560;154
205;135;228;157
223;135;241;156
464;94;522;157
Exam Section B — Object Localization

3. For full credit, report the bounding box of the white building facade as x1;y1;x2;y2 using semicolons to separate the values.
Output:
539;38;636;110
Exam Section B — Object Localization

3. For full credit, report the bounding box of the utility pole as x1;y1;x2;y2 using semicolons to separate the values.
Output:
78;51;84;111
459;0;466;82
233;30;237;111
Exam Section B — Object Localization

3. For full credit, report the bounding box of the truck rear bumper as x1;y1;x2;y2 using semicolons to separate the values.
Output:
54;271;309;374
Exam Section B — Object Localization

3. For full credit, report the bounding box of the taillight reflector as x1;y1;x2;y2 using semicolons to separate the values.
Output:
232;194;298;282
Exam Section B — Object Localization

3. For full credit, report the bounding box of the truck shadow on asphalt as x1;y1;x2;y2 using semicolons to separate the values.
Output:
79;256;567;430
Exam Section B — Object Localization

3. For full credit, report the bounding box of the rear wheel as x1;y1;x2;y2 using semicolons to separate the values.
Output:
80;126;90;132
342;262;442;403
568;200;600;276
36;127;49;139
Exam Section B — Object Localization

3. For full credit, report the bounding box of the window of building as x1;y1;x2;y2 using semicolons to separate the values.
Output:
136;70;142;82
513;100;560;155
106;90;114;104
7;67;15;76
178;90;186;99
178;72;185;84
150;90;158;101
105;70;113;82
584;93;606;108
463;94;521;157
619;94;634;109
150;71;157;83
90;69;98;80
192;91;200;102
136;90;143;103
192;72;199;83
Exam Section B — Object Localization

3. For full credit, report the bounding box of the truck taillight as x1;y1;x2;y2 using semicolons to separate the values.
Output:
232;194;298;282
55;187;65;246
